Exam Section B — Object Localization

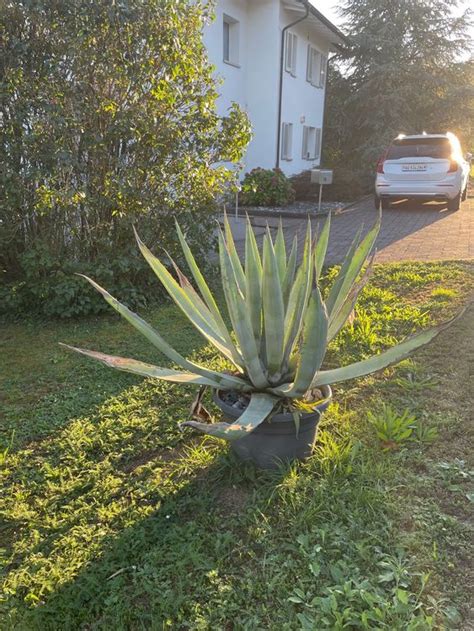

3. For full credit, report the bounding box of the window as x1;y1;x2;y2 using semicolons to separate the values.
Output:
281;123;293;161
285;32;297;77
306;45;327;87
302;126;321;160
386;138;451;160
223;15;240;66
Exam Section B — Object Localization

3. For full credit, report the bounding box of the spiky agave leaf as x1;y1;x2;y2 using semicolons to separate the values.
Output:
223;212;246;295
134;227;239;365
60;345;229;388
281;221;313;372
219;230;269;389
78;275;249;391
262;228;285;380
310;308;465;387
326;212;381;319
174;221;243;368
285;287;328;397
244;219;263;345
314;213;331;280
327;253;375;342
274;219;287;283
282;234;298;306
181;392;277;440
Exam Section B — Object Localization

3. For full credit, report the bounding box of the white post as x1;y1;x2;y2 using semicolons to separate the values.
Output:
318;183;323;214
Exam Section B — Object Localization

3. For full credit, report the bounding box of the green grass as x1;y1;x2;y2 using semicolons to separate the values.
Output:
0;261;473;629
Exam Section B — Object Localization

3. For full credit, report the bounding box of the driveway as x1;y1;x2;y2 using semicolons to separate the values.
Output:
231;194;474;264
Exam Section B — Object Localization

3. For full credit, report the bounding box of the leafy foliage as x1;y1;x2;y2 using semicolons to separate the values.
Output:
239;167;296;207
0;0;251;317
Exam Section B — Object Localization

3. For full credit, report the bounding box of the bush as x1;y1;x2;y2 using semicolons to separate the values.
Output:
0;0;250;318
239;168;295;207
0;242;156;319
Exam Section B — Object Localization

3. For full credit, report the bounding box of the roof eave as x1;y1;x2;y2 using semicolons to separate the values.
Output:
298;0;350;50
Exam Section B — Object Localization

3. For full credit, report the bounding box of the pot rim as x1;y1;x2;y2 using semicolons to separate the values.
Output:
213;384;332;424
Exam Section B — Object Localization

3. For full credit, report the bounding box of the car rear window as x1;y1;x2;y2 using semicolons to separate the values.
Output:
386;138;451;160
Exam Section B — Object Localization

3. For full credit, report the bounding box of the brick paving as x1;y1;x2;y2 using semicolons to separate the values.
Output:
232;194;474;264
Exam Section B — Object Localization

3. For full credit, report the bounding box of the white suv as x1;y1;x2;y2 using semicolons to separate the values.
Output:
375;133;470;211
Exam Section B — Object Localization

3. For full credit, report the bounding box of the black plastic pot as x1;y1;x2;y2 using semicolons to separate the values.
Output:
213;386;332;469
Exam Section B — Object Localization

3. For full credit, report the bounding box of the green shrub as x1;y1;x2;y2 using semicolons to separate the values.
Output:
0;243;154;319
240;168;296;207
0;0;250;318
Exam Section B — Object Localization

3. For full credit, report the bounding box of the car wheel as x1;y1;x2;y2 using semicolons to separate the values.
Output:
381;198;390;210
448;193;461;212
374;195;381;210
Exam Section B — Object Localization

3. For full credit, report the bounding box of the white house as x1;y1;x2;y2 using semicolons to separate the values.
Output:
203;0;348;177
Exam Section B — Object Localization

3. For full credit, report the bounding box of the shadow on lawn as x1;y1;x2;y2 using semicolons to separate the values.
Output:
10;448;289;629
0;305;209;450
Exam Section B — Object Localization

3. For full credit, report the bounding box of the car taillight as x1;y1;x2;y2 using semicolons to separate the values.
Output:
447;159;458;173
376;155;385;173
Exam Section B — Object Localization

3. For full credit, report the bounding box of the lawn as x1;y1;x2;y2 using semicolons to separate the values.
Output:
1;261;473;630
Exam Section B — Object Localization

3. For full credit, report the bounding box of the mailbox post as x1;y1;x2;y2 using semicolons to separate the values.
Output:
311;169;333;214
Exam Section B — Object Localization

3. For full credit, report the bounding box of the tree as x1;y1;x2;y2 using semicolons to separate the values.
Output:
0;0;251;316
324;0;473;190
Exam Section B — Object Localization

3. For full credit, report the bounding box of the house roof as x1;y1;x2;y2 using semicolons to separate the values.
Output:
282;0;350;51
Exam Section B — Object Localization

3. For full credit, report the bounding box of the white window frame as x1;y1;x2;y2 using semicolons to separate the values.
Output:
302;126;321;160
223;14;240;67
281;122;293;161
284;31;297;77
306;45;326;88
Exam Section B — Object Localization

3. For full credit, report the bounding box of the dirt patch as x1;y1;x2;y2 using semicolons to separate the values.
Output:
216;485;250;514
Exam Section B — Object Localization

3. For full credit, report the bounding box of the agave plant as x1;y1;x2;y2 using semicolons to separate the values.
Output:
62;213;456;439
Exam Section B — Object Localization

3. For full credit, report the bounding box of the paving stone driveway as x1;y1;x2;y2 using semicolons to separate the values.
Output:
234;194;474;264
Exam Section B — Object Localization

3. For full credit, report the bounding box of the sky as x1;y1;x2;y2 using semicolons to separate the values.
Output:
310;1;341;31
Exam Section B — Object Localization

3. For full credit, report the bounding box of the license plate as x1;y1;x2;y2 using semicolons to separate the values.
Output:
402;164;427;171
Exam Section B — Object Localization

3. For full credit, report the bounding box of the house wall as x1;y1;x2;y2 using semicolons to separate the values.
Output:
203;0;250;116
203;0;332;177
279;6;331;175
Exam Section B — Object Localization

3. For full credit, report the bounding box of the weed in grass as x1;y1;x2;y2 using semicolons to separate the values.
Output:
313;431;361;478
394;373;438;392
430;288;458;302
412;422;439;444
434;459;473;493
368;404;416;450
390;271;427;289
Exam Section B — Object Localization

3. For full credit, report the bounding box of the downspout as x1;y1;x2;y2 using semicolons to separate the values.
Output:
276;2;309;169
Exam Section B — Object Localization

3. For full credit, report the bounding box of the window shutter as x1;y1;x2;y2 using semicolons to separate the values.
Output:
320;55;327;87
306;44;312;82
281;123;293;160
291;34;297;76
281;123;287;160
315;128;322;159
285;32;293;73
302;126;308;159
